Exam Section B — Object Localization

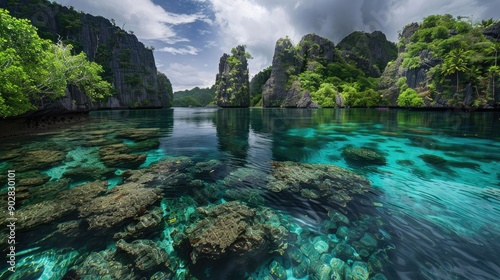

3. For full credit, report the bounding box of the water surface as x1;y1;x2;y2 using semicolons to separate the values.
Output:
1;108;499;280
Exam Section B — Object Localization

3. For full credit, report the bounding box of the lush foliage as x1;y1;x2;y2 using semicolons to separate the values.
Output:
174;86;215;107
250;66;272;106
399;14;500;106
0;9;111;117
294;59;382;107
397;88;425;107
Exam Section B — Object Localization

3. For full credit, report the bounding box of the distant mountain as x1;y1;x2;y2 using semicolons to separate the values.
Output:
173;86;215;107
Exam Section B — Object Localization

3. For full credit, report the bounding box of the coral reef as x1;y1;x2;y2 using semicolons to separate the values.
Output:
11;150;65;171
116;239;169;271
180;201;288;264
268;161;372;207
78;182;161;230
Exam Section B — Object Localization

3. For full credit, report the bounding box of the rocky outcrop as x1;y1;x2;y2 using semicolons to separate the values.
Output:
337;31;398;76
262;34;340;108
215;45;250;107
1;0;172;112
483;22;500;41
262;37;300;107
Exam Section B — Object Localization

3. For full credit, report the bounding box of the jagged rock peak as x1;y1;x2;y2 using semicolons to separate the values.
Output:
337;30;397;76
215;45;250;107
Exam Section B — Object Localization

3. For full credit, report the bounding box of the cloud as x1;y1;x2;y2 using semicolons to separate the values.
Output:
54;0;206;43
158;46;200;55
164;63;215;91
205;0;497;77
207;0;300;76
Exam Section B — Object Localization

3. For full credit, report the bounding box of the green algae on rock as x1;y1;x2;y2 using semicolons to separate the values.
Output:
268;161;372;207
342;147;387;166
180;201;288;264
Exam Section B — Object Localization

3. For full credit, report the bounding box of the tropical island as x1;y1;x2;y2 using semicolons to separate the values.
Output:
1;0;499;123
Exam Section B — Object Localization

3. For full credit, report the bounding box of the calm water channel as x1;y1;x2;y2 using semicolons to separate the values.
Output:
0;108;499;280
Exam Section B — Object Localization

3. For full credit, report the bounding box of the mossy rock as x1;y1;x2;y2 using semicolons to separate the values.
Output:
418;154;447;166
342;147;387;166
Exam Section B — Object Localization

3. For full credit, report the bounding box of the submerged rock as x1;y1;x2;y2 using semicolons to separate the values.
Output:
267;260;288;280
99;143;146;168
113;206;163;239
116;239;169;271
418;154;447;166
78;182;161;230
330;258;346;279
101;153;147;169
74;249;135;280
17;172;51;187
351;261;370;280
116;128;160;141
62;166;116;182
181;201;288;264
268;161;371;207
12;150;65;171
121;156;194;186
342;147;387;166
16;180;107;231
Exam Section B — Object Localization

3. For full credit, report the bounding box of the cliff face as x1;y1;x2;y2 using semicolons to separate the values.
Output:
215;45;250;107
379;20;500;108
262;34;341;108
337;31;398;77
1;0;172;111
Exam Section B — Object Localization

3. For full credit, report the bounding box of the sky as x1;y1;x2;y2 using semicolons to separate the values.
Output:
53;0;498;92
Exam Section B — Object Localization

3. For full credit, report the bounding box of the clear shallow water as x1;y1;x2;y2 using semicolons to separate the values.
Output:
0;108;499;279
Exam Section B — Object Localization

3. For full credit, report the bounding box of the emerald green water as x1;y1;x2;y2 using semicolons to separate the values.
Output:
1;108;499;279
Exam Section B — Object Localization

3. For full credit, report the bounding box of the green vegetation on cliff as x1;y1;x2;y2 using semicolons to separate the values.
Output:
250;66;272;106
215;45;251;107
292;35;384;107
173;86;215;107
338;31;398;75
2;0;173;112
0;9;111;117
394;14;500;107
262;33;394;108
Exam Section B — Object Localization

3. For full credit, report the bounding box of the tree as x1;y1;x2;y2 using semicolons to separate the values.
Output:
442;48;468;93
312;83;337;107
0;9;111;117
397;88;425;107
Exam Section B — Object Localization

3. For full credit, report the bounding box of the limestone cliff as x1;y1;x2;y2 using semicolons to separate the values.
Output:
215;45;250;107
262;34;341;108
337;31;397;77
1;0;172;111
379;19;500;108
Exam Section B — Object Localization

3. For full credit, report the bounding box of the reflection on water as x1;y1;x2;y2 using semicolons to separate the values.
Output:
0;108;499;280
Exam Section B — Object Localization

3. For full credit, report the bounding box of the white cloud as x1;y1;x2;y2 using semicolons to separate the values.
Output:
54;0;206;43
164;63;214;91
207;0;301;76
158;46;200;55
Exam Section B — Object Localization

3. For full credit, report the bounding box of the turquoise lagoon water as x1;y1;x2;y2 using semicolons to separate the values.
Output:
0;108;499;279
